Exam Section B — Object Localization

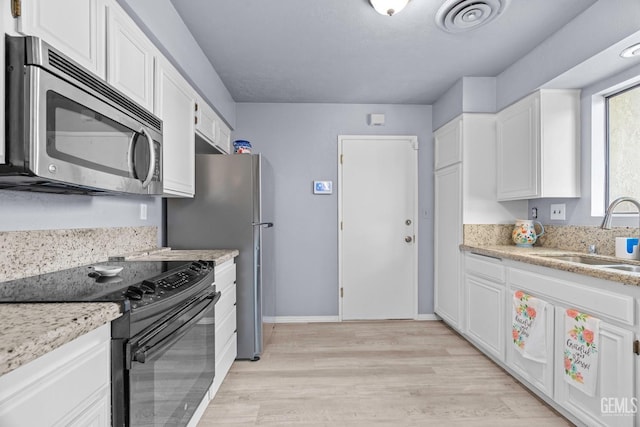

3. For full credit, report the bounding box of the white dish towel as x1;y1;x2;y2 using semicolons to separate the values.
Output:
564;308;600;397
512;290;548;363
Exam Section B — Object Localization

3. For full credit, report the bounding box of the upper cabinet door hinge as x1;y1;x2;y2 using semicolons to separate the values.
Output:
340;287;343;298
634;340;639;355
11;0;21;17
340;154;343;164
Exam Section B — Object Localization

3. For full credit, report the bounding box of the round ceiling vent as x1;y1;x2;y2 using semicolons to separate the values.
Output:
435;0;509;33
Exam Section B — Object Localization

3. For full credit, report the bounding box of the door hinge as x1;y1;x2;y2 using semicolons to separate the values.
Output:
634;340;639;355
194;116;198;125
340;154;343;164
11;0;21;17
340;287;343;298
340;221;343;230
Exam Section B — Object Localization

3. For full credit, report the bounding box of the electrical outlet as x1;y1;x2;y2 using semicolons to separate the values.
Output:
550;203;566;220
139;203;147;220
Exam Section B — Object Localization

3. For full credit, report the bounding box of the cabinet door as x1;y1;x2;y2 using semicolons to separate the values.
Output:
464;274;505;361
505;292;555;398
554;307;636;427
155;58;196;197
17;0;106;78
106;2;155;112
496;93;539;200
434;164;462;331
0;324;111;427
216;121;232;154
434;117;462;170
195;98;217;145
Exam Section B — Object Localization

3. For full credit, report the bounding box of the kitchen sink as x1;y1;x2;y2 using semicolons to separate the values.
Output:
538;255;621;265
603;264;640;273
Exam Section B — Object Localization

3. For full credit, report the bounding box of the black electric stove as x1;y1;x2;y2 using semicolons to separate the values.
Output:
1;259;219;427
0;260;216;336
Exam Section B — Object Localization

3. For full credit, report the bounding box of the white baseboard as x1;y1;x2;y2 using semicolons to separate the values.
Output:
265;316;340;324
264;314;441;323
416;314;441;321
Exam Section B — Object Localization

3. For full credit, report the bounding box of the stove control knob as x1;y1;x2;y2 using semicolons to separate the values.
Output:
125;286;144;300
140;280;157;294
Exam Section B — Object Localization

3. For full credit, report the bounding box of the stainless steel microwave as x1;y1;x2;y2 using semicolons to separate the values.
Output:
1;35;163;195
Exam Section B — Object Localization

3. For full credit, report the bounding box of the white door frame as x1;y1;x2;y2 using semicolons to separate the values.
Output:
337;135;419;321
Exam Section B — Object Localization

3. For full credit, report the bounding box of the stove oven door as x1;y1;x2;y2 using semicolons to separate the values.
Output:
126;290;220;427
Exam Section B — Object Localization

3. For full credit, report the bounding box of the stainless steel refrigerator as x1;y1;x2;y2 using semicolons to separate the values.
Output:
166;154;274;360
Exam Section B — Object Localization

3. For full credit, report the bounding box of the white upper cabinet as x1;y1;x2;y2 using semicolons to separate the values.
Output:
16;0;106;78
106;2;156;112
216;120;232;154
195;97;217;146
155;57;196;197
496;89;580;201
195;96;232;154
434;117;462;170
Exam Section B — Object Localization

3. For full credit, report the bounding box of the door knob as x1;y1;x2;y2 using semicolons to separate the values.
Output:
405;236;413;243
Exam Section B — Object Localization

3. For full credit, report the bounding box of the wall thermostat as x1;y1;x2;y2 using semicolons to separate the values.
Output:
313;181;333;195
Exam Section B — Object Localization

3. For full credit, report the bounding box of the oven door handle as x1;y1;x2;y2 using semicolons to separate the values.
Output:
133;291;220;364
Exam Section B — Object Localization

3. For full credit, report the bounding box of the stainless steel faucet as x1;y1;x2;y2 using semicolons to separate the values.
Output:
601;196;640;229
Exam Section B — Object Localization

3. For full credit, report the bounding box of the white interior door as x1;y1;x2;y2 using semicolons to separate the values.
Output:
339;135;418;320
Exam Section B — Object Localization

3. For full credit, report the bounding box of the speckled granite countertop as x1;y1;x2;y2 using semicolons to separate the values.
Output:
461;244;640;286
0;303;121;376
110;248;239;264
0;248;237;378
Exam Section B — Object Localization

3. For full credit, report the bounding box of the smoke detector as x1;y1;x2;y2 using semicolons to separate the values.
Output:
435;0;509;33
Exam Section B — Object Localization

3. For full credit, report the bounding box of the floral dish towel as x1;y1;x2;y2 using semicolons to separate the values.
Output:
564;308;600;396
512;290;548;363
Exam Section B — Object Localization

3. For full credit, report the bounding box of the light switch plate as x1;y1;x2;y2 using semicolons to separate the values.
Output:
550;203;566;220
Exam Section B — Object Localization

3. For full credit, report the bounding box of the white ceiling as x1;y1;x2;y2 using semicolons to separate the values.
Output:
170;0;598;104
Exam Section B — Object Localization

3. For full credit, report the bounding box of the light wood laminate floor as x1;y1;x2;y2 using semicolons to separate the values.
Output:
198;321;573;426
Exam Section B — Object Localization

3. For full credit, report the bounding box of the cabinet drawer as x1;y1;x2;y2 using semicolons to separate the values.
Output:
211;333;237;398
215;308;236;354
215;261;236;293
465;252;505;283
215;285;236;324
509;268;634;325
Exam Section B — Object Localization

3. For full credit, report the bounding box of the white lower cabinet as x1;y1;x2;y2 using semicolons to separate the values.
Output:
211;259;238;399
463;253;505;362
554;306;635;427
462;254;639;426
0;324;111;427
434;163;463;331
506;270;556;399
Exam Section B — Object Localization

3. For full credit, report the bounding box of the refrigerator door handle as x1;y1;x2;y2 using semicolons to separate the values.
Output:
252;222;274;228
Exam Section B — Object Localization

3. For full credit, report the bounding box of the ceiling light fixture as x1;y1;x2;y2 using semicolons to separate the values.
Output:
369;0;410;16
620;43;640;58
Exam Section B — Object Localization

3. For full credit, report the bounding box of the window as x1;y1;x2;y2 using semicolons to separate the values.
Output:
606;84;640;213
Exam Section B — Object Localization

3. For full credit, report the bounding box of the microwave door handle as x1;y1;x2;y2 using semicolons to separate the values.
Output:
127;132;136;177
140;127;156;188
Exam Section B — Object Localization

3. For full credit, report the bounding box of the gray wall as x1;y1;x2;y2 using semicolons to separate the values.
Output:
496;0;640;111
433;77;497;130
0;191;162;238
235;103;433;317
